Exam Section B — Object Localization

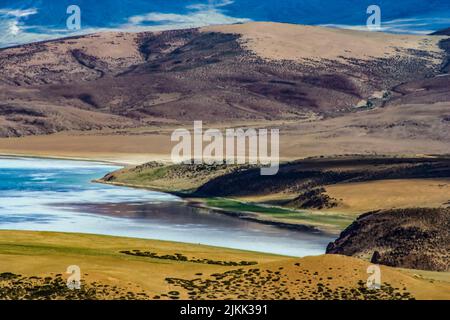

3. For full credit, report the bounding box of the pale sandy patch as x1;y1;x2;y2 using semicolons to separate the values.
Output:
203;22;445;63
325;179;450;214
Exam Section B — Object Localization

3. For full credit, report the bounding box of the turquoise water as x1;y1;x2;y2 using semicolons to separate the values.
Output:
0;157;333;256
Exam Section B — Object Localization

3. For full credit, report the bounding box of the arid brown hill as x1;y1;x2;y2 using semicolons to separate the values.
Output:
193;157;450;199
326;208;450;271
0;22;447;137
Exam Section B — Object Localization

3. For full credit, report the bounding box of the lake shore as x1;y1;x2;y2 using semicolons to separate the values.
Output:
95;156;450;236
95;179;333;235
0;152;345;234
0;152;137;166
0;156;332;256
1;155;450;300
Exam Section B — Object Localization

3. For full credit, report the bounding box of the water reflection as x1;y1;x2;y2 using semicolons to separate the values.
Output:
0;157;334;256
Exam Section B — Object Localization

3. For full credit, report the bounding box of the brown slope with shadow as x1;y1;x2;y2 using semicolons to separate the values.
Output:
193;157;450;199
0;22;446;137
326;208;450;271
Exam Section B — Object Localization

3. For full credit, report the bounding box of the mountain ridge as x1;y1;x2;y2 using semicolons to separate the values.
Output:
0;22;448;137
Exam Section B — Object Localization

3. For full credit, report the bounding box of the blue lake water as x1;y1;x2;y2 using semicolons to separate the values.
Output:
0;156;333;256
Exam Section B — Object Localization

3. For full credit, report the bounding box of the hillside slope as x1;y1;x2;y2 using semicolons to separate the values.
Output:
0;22;447;137
1;230;449;300
326;208;450;272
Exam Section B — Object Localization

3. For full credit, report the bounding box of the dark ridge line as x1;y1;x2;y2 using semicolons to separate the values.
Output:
70;49;105;79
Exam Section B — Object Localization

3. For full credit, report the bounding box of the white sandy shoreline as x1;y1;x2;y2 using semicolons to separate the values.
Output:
0;152;132;166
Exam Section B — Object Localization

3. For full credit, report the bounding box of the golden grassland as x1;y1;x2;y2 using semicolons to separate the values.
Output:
239;178;450;215
0;231;449;300
324;179;450;214
3;101;450;166
226;179;450;232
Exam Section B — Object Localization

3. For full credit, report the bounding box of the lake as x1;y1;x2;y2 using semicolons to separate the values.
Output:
0;156;333;256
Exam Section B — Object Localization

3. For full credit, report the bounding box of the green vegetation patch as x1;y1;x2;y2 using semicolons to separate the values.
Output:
120;250;257;266
205;198;353;230
0;273;149;300
162;269;415;300
206;198;298;215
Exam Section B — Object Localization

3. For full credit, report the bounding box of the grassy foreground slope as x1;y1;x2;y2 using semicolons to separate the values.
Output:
0;231;449;300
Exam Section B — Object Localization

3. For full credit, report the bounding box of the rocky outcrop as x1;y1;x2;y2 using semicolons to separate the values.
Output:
326;208;450;271
288;187;339;210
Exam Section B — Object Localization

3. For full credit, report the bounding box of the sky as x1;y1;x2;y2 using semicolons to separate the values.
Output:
0;0;449;48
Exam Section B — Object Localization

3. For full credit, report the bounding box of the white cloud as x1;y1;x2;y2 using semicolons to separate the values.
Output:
187;0;234;11
320;23;434;35
0;8;38;17
0;8;39;45
9;21;20;35
2;1;446;49
321;17;450;35
124;0;249;30
0;1;249;48
383;17;450;25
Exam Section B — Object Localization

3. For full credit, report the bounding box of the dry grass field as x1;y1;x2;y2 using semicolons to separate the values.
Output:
204;22;444;62
0;231;449;300
324;179;450;214
1;101;450;163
